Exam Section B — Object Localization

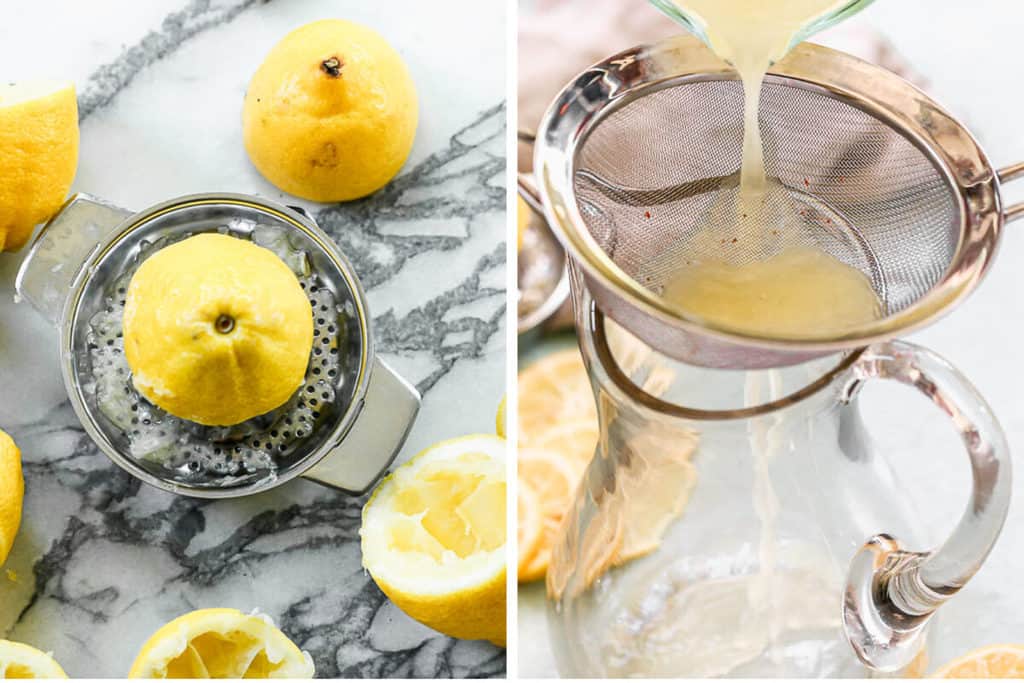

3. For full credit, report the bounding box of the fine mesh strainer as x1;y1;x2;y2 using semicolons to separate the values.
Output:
16;193;420;499
535;36;1024;369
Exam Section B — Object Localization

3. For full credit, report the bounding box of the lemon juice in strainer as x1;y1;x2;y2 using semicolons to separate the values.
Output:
661;0;883;339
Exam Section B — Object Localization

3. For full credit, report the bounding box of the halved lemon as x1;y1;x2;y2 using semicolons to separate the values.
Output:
496;395;507;439
0;640;67;678
361;434;507;646
933;644;1024;678
0;81;79;252
127;608;313;678
0;429;24;567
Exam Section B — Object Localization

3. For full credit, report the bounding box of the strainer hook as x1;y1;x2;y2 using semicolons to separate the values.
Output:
998;162;1024;223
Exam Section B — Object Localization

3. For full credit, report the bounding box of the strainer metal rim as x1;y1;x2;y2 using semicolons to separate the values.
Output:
535;35;1003;353
59;192;373;499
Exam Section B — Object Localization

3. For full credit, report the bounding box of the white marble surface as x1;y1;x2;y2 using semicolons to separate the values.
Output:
518;0;1024;677
0;0;506;678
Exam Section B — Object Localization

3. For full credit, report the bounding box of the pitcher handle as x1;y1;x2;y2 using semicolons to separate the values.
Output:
15;193;132;325
841;340;1012;672
301;356;421;495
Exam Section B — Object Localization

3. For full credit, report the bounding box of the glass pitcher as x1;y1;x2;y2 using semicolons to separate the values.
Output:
649;0;876;55
546;284;1011;678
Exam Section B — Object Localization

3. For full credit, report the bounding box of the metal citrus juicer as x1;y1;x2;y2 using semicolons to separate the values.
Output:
15;193;421;499
533;29;1021;677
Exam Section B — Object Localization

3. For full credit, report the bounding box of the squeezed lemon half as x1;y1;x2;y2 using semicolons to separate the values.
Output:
361;434;507;645
0;640;67;678
128;608;313;678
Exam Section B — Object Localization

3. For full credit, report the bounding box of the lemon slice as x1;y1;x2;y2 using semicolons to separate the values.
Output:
517;478;544;576
517;448;583;583
0;640;67;678
127;608;313;678
0;430;24;566
933;644;1024;678
614;442;698;565
518;349;596;447
0;81;79;252
361;434;507;645
534;419;599;470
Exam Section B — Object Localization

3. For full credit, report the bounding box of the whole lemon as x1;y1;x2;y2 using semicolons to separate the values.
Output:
242;20;418;202
123;233;314;427
0;82;79;252
0;429;23;567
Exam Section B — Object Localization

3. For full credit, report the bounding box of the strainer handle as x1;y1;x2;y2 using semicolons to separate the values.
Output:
302;356;421;495
15;193;131;325
998;162;1024;223
842;341;1011;673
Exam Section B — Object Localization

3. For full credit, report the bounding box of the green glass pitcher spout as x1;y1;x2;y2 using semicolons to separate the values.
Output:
649;0;876;57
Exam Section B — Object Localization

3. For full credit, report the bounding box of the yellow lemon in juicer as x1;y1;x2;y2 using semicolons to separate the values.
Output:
242;19;418;202
123;233;314;426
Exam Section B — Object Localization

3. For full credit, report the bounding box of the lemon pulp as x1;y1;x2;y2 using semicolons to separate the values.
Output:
381;451;504;575
0;640;68;679
128;608;313;678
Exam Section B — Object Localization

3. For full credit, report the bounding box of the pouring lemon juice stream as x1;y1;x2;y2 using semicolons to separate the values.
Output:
662;0;882;338
601;2;882;675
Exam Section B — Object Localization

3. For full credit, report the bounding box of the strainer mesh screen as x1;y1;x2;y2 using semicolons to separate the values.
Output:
573;78;960;317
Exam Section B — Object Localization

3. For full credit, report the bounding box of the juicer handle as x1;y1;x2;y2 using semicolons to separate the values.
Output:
15;193;132;325
841;341;1011;673
302;356;421;495
998;162;1024;223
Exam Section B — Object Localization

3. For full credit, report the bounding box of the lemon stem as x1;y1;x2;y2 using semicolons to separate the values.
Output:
215;314;235;334
320;57;343;78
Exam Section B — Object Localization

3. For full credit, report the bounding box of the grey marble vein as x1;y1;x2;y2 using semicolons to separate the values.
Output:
312;104;507;393
77;0;271;121
13;421;505;677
